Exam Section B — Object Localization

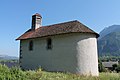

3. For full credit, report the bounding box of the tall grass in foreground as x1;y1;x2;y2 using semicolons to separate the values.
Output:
0;64;120;80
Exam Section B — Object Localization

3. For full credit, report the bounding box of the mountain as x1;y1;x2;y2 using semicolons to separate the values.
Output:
99;25;120;39
98;25;120;56
0;55;18;60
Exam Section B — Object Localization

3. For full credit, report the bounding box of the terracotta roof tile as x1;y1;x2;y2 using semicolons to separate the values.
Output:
16;20;99;40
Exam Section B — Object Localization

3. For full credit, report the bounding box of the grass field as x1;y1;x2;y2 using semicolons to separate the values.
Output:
0;64;120;80
24;71;120;80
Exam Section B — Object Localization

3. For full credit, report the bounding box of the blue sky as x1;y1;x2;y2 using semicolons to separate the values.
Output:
0;0;120;57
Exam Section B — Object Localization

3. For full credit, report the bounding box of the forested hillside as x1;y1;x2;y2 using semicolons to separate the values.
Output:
98;25;120;56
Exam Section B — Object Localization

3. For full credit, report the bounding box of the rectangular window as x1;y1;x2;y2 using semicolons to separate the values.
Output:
47;38;52;50
29;40;33;51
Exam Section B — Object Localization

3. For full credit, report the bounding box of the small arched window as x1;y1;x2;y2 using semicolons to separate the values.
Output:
47;38;52;50
29;40;33;51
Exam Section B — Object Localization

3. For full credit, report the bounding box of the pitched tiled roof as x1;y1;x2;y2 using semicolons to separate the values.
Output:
16;20;99;40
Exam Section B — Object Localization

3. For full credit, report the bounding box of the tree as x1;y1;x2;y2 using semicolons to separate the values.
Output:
112;64;117;71
98;59;106;72
115;64;120;73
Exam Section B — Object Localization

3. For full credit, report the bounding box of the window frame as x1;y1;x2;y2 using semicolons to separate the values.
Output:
46;38;52;50
29;40;33;51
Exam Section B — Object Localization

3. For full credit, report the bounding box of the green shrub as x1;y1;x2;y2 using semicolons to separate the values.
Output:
0;64;120;80
115;64;120;73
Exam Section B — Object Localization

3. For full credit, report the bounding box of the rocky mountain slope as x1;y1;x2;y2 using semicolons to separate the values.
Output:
99;25;120;39
98;25;120;56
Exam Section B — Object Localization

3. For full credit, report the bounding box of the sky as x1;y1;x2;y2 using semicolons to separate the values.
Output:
0;0;120;57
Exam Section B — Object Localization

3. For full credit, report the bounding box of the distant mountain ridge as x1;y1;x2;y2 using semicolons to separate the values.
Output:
0;55;18;60
98;25;120;56
99;25;120;39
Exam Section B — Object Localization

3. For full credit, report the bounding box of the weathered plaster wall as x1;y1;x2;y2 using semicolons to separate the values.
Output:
20;33;98;76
